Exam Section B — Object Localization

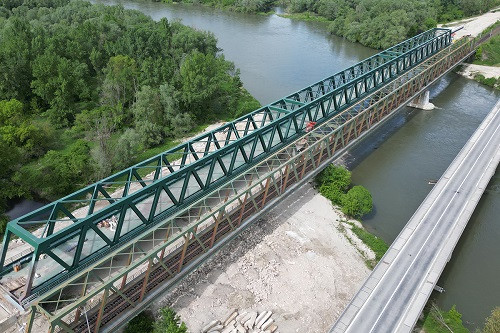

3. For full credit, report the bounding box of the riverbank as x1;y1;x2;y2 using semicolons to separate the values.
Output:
152;183;374;332
441;10;500;89
458;64;500;80
438;9;500;38
457;64;500;89
156;1;499;49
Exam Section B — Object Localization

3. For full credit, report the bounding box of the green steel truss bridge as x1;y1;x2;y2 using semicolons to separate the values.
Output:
0;27;489;333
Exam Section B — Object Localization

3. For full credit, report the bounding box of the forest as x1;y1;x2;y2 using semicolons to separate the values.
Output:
0;0;260;231
166;0;500;48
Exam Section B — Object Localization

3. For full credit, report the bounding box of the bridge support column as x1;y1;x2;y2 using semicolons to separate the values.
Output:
408;90;435;110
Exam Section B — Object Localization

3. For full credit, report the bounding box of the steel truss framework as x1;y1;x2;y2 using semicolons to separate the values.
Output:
1;29;452;301
21;28;492;333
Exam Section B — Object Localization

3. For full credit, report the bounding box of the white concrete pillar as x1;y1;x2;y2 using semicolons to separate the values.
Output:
408;90;435;110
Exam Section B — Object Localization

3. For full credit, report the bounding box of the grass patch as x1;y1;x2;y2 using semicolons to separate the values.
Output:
473;74;500;90
257;11;275;16
124;311;154;333
347;222;388;262
277;12;329;23
474;33;500;67
420;304;469;333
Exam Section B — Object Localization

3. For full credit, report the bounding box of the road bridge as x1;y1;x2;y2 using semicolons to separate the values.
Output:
330;99;500;333
0;26;495;333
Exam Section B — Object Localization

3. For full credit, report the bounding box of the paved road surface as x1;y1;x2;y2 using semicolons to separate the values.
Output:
331;99;500;333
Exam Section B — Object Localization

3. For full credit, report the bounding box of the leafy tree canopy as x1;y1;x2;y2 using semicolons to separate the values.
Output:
153;308;187;333
341;185;373;218
0;0;259;224
171;0;499;48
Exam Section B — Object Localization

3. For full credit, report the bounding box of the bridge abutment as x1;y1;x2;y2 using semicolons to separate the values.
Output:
408;90;435;110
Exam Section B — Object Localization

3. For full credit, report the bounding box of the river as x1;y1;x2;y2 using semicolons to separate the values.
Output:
18;0;500;329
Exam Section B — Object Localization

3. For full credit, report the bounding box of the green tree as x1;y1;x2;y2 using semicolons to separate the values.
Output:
316;164;351;191
341;185;373;218
169;112;194;138
74;106;116;178
114;128;141;169
170;21;218;58
132;86;168;148
180;51;221;120
132;84;194;147
424;17;438;29
124;311;154;333
31;52;91;126
0;213;8;238
179;51;240;121
0;137;21;211
101;55;138;109
0;16;32;102
153;308;187;333
483;307;500;333
15;140;93;199
0;98;24;125
0;99;54;157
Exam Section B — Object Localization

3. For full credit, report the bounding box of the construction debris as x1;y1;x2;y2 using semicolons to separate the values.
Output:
97;215;118;231
203;309;278;333
155;184;373;332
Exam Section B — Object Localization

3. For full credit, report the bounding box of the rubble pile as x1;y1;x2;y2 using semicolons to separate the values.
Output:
201;309;278;333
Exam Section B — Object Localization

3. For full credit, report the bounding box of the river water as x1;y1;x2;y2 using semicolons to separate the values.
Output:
19;0;499;329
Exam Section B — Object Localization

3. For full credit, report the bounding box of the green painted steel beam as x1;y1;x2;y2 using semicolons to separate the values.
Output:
283;98;306;106
267;106;291;113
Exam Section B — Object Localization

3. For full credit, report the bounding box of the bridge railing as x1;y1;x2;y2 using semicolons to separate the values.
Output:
0;28;451;301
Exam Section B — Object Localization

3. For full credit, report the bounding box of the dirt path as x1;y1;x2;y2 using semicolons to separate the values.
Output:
439;9;500;38
439;9;500;82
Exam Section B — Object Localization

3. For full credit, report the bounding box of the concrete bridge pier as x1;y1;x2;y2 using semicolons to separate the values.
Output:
408;90;435;110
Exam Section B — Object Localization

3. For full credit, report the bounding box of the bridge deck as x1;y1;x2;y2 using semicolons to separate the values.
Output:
331;99;500;333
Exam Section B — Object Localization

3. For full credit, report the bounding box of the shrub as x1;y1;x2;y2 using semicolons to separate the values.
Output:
319;183;344;205
476;45;483;61
341;185;373;218
125;311;154;333
153;308;187;333
0;214;8;238
483;306;500;333
316;165;351;192
474;74;500;90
